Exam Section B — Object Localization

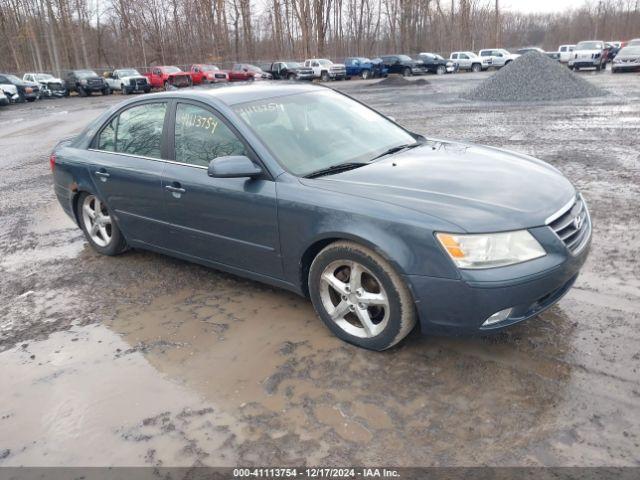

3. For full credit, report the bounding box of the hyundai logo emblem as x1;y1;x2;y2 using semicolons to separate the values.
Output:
573;215;583;230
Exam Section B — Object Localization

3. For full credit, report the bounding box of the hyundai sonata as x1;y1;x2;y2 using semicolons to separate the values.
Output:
51;84;591;350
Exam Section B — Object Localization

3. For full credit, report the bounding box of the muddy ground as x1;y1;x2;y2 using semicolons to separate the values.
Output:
0;71;639;467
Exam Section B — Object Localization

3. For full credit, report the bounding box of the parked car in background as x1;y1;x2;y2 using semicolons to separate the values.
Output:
63;69;110;96
303;59;347;81
416;53;455;74
23;73;67;97
380;55;427;76
228;64;272;82
611;45;640;73
605;42;620;60
449;52;484;72
0;73;40;102
477;49;520;69
557;45;576;63
628;38;640;46
259;61;314;80
143;66;192;90
568;40;608;71
1;83;19;103
189;64;229;84
516;47;545;55
344;57;387;79
104;69;151;94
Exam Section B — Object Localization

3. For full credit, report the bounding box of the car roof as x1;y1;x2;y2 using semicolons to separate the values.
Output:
150;82;323;106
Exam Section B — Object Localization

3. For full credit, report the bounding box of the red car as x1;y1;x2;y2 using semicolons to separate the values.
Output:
143;66;192;90
228;64;272;81
189;64;229;84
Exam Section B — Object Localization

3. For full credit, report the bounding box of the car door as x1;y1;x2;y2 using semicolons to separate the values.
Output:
88;100;170;247
458;53;470;69
161;100;282;278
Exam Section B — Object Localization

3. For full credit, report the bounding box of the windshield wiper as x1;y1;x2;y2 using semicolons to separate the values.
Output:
304;162;369;179
370;142;422;161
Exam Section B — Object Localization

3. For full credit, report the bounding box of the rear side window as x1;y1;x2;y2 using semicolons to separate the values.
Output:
174;103;246;167
96;102;167;158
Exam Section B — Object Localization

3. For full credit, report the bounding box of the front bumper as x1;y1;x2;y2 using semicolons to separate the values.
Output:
407;226;591;335
569;58;601;67
612;62;640;71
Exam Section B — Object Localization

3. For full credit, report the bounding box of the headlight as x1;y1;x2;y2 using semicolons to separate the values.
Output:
436;230;546;269
613;58;622;63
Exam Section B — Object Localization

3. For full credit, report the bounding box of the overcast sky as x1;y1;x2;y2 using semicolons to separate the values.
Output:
503;0;586;13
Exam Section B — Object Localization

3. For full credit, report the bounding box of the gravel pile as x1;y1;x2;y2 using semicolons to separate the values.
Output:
463;51;607;101
372;75;429;87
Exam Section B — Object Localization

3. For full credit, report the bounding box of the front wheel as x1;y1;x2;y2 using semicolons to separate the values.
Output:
361;69;371;80
121;84;128;95
309;241;416;351
77;192;128;256
471;63;481;73
436;65;446;75
320;71;330;82
402;67;412;77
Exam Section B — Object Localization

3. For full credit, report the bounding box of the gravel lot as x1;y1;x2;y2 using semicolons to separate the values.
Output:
0;70;639;467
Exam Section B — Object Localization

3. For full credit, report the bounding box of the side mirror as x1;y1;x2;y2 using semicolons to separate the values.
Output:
208;156;263;178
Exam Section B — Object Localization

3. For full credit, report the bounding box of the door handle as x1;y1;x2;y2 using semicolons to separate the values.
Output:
165;183;186;198
95;170;110;182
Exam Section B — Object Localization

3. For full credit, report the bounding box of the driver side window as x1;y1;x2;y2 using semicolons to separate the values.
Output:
174;103;246;167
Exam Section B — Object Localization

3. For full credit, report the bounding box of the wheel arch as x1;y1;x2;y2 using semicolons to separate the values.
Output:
298;232;408;299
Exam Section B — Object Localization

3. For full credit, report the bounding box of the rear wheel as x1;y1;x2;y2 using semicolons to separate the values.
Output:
309;241;416;351
77;193;128;256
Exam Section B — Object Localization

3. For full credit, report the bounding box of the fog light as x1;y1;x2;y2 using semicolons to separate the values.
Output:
482;308;513;326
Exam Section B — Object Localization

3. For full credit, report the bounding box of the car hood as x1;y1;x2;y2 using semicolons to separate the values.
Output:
121;75;147;81
0;84;18;94
574;49;602;55
300;140;575;232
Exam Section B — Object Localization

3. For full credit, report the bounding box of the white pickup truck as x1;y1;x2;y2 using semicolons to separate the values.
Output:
477;49;520;68
303;59;347;81
557;45;576;63
104;68;151;94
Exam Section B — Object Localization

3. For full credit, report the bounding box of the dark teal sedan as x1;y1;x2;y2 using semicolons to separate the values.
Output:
51;84;591;350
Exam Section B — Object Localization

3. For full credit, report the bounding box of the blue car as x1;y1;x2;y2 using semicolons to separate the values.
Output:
51;84;591;350
344;57;388;79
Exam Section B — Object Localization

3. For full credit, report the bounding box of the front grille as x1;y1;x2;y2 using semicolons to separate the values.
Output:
547;194;591;254
48;83;64;91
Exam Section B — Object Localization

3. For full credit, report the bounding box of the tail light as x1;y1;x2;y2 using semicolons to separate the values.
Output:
49;152;56;171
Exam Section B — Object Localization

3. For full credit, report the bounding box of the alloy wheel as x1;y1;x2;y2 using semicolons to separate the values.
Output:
81;195;112;247
319;260;390;338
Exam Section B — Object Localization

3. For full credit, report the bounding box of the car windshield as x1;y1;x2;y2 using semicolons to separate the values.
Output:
117;69;140;76
162;67;181;73
6;74;21;82
76;70;98;78
619;46;640;55
397;55;412;61
318;60;332;66
497;49;510;55
576;41;603;50
233;90;418;177
36;74;54;81
466;52;478;58
284;62;302;68
202;65;219;71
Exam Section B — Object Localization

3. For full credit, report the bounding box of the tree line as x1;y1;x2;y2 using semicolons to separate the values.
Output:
1;0;638;74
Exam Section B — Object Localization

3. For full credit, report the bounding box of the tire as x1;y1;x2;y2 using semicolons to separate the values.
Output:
144;87;151;93
163;81;170;91
288;73;297;80
402;67;412;77
78;87;87;97
308;241;416;351
26;97;36;102
102;87;111;95
320;71;330;82
121;84;128;95
76;192;128;256
436;65;446;75
361;69;371;80
471;63;481;73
